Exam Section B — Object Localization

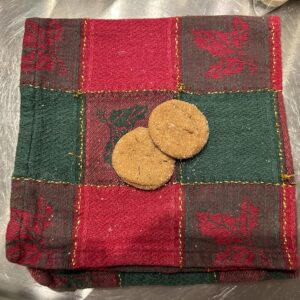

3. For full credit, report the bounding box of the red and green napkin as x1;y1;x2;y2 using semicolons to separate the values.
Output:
6;16;298;289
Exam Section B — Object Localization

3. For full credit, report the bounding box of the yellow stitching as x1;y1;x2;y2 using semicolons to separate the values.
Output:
20;83;75;94
80;19;87;90
178;83;186;92
183;88;281;96
281;174;295;181
78;97;84;182
273;92;290;186
175;17;179;87
271;18;277;88
12;176;125;188
68;152;80;158
271;19;292;270
81;89;175;93
179;159;184;268
273;98;284;178
282;184;292;269
181;180;282;186
74;90;84;97
118;273;122;287
175;17;185;93
12;176;73;186
20;84;176;94
71;19;87;268
12;176;293;188
271;21;284;178
20;84;281;96
71;185;81;267
178;183;183;268
179;161;183;183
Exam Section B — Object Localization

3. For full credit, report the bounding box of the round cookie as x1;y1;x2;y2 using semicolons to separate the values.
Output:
122;179;162;191
148;99;209;159
112;127;175;190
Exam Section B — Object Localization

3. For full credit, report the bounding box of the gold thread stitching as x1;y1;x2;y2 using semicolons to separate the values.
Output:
12;176;73;186
80;19;87;90
20;83;281;96
272;80;284;175
175;17;183;92
181;180;283;186
71;19;87;268
282;184;292;269
118;273;122;287
20;84;176;94
179;161;183;184
282;174;295;181
176;20;183;268
71;185;81;266
20;83;76;94
271;19;292;270
78;96;84;182
12;176;291;188
80;88;174;93
178;183;183;268
183;88;281;96
271;19;277;88
175;17;179;86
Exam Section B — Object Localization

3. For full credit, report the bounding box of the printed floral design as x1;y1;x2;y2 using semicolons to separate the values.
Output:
193;17;256;79
197;198;270;267
97;105;148;164
22;19;67;75
6;196;54;267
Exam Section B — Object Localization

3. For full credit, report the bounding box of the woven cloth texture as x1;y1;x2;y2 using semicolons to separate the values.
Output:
5;16;298;289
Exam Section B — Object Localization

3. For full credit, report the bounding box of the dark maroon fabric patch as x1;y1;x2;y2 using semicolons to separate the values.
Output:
182;16;270;92
20;18;81;90
184;183;285;269
6;180;76;269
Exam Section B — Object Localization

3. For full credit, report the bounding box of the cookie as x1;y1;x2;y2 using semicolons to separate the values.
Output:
112;127;175;190
122;179;162;191
148;99;209;159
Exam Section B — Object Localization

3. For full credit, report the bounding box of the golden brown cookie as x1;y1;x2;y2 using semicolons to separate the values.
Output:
148;99;209;159
122;179;162;191
112;127;175;190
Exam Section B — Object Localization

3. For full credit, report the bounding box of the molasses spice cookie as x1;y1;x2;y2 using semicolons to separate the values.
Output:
112;127;175;190
148;99;209;159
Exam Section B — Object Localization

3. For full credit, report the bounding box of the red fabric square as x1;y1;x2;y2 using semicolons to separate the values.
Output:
75;184;181;268
84;91;177;185
82;18;177;91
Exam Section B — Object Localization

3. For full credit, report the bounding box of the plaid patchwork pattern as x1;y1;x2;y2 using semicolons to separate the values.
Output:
6;16;298;289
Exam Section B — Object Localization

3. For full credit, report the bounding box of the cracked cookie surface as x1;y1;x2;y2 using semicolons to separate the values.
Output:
112;127;175;190
148;99;209;159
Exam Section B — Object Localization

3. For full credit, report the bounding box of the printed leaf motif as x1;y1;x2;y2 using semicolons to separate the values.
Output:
32;196;53;236
6;196;54;267
22;19;67;75
193;17;256;79
197;198;270;267
97;105;148;164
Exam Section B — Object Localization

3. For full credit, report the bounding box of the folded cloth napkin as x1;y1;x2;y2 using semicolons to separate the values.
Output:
6;15;298;289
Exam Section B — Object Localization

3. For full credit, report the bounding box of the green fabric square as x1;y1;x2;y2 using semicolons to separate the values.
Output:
13;87;81;183
180;91;281;183
120;271;218;286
